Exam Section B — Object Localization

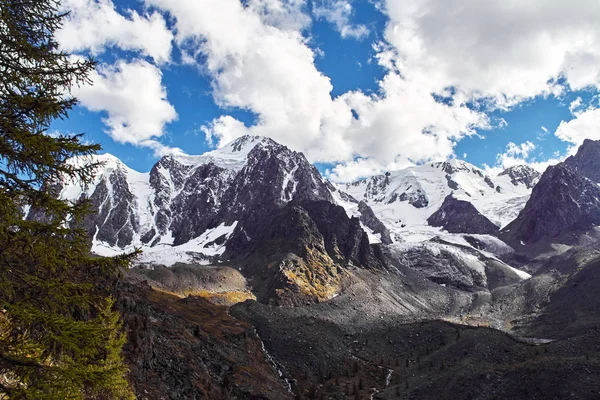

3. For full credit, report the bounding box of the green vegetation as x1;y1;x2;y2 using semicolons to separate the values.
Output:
0;1;135;398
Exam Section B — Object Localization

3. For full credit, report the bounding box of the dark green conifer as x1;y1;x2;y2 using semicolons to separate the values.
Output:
0;1;135;398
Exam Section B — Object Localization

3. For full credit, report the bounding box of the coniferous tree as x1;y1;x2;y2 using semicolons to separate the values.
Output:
0;1;135;398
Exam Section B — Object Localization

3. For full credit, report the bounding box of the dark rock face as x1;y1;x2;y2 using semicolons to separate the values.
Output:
220;141;334;225
80;136;335;250
353;174;391;203
499;165;541;189
82;168;139;248
169;163;234;245
445;174;459;190
225;200;386;305
399;190;429;208
301;201;383;267
358;201;393;244
500;163;600;245
564;138;600;183
427;195;499;234
398;239;522;290
484;176;495;189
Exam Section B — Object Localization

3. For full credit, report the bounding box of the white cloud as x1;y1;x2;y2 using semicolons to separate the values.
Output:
326;158;384;182
555;107;600;146
58;0;173;64
313;0;369;39
145;0;489;181
569;97;584;117
247;0;312;31
485;141;562;176
74;59;178;152
201;116;250;147
381;0;600;106
505;141;536;159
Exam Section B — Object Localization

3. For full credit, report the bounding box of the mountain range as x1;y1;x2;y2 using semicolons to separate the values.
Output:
50;135;600;399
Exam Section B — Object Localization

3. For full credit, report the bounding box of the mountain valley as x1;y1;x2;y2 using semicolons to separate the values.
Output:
52;135;600;399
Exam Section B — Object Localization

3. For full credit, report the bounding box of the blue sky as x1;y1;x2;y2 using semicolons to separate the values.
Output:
54;0;600;181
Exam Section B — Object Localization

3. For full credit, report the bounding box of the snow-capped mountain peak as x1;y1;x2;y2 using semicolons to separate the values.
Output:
338;159;533;243
164;135;279;172
498;165;541;189
56;135;332;264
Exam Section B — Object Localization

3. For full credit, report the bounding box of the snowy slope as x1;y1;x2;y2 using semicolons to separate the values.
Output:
335;159;534;244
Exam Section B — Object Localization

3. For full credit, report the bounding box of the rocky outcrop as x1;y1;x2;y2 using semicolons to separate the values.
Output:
67;136;335;252
55;136;388;305
357;201;393;244
427;194;499;234
564;138;600;183
82;166;139;248
500;163;600;245
498;165;541;189
397;238;525;290
225;200;386;305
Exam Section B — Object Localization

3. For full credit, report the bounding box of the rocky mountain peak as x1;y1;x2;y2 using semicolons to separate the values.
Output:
564;138;600;183
498;165;541;189
500;162;600;246
433;159;477;175
427;194;500;234
228;134;279;153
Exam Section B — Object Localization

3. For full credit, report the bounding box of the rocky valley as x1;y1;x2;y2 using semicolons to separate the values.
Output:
52;135;600;399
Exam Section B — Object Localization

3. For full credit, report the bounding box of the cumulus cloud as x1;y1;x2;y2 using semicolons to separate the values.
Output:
569;97;584;116
247;0;312;31
555;107;600;146
55;0;595;179
144;0;489;181
326;158;384;182
73;59;178;152
382;0;600;105
58;0;173;64
313;0;370;39
485;141;562;176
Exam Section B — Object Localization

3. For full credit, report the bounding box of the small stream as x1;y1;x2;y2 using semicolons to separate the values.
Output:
254;328;294;393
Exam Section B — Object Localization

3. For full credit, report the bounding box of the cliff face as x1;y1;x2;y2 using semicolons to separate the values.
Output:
427;194;500;235
225;200;386;305
564;138;600;184
500;163;600;246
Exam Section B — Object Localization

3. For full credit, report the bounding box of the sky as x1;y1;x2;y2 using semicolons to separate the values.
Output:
52;0;600;182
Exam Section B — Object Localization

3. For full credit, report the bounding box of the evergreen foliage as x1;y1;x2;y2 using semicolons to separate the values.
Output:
0;1;135;398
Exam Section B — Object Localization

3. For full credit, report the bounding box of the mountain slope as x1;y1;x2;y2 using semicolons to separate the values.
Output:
58;136;332;257
57;136;384;304
564;138;600;183
427;194;500;235
339;160;534;243
500;163;600;247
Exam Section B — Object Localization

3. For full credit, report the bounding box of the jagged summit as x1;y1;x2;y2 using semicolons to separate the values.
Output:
498;165;541;189
427;194;500;235
54;134;388;304
341;158;531;233
432;158;483;175
501;162;600;246
564;138;600;183
157;135;286;171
